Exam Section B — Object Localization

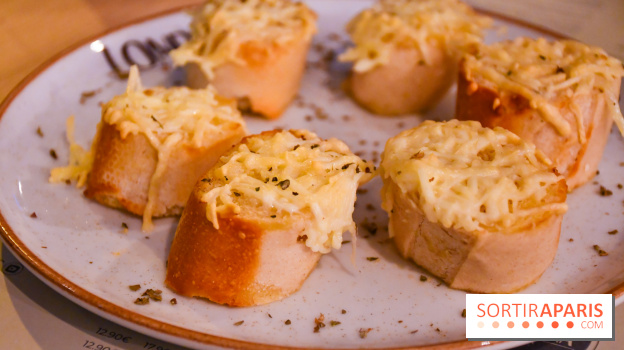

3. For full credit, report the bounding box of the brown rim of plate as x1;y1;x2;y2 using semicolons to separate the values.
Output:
0;3;622;350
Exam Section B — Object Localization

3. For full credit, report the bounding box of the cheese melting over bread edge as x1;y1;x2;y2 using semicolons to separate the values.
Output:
51;66;247;231
380;120;567;233
464;37;624;140
200;129;375;253
170;0;317;79
339;0;491;72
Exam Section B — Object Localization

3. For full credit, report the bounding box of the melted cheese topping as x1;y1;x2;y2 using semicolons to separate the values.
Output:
339;0;491;72
464;37;624;139
49;115;98;187
50;66;246;231
107;66;246;231
170;0;317;79
380;120;567;233
201;129;374;253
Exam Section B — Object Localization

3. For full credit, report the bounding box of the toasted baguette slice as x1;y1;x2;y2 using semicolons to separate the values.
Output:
386;181;565;293
346;44;456;115
184;37;312;119
166;178;322;306
380;120;568;293
170;0;317;119
456;38;624;190
83;66;246;231
339;0;490;115
85;122;245;218
166;129;373;306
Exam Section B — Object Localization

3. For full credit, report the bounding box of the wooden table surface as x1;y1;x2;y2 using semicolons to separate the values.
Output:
0;0;203;103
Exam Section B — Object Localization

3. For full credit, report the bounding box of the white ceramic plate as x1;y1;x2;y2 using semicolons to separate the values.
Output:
1;1;623;349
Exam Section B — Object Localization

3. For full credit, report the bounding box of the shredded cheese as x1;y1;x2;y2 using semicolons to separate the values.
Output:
170;0;317;79
200;129;374;253
339;0;491;72
380;120;567;233
49;115;98;187
464;37;624;139
51;66;246;232
106;66;246;231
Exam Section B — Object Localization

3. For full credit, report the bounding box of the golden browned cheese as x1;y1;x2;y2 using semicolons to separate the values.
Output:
380;120;567;293
171;0;317;118
166;129;373;306
456;37;624;190
339;0;491;115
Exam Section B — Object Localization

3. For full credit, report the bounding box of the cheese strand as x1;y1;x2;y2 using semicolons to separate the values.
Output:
201;130;374;253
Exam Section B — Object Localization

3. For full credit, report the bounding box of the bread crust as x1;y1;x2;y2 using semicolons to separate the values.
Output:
347;44;456;116
166;184;321;306
186;37;312;119
387;180;565;293
456;61;618;190
84;122;245;217
165;129;372;306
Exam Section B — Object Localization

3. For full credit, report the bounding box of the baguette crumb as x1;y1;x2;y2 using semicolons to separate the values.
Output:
80;90;100;104
314;313;325;333
134;297;149;305
599;186;613;196
143;289;162;301
593;245;608;256
359;328;372;338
